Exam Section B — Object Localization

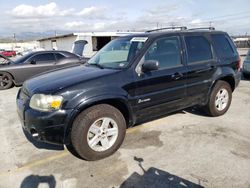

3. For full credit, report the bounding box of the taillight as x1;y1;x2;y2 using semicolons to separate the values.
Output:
236;59;241;71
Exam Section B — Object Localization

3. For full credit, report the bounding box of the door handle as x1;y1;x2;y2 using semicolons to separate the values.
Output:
171;72;183;80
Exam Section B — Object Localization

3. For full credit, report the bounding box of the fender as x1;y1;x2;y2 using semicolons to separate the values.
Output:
63;93;135;144
202;66;237;105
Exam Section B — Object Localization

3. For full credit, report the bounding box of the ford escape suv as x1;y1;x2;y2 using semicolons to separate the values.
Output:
17;27;241;160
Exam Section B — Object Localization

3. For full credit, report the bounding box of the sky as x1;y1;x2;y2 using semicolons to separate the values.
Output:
0;0;250;38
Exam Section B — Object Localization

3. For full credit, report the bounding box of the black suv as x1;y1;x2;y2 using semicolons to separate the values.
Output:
17;27;241;160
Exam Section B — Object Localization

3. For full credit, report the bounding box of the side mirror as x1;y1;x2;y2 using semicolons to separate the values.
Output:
30;60;36;65
142;60;159;72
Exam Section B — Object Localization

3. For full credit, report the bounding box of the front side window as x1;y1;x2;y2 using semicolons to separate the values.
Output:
88;37;146;69
185;36;213;63
144;36;182;69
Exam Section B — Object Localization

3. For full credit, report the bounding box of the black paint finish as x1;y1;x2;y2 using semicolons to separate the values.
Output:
17;30;241;145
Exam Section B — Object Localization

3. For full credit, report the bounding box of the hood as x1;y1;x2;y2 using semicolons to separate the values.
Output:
23;65;120;95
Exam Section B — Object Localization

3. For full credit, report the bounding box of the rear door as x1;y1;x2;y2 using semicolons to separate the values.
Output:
133;35;187;121
183;34;217;104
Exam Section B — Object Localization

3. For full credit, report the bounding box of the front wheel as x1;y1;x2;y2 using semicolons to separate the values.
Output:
71;104;126;160
204;81;232;117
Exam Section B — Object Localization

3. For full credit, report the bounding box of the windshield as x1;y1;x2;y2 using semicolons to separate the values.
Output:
88;37;147;69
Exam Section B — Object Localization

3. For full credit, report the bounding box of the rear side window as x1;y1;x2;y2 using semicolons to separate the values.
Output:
55;53;65;60
185;36;213;63
31;53;56;63
211;34;235;58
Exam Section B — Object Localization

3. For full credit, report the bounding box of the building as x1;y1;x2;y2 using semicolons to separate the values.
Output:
0;41;39;54
37;31;142;58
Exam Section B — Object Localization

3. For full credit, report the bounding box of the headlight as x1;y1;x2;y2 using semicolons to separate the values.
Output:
30;94;63;111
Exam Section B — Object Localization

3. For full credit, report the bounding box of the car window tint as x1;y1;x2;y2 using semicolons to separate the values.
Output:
31;53;56;63
55;53;65;60
145;37;182;69
185;36;212;63
211;34;235;58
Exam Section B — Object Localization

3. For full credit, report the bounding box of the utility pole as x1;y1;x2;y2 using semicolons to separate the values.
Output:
13;33;16;49
209;21;213;27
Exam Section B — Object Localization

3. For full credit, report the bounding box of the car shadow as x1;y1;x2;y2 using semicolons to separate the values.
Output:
22;128;64;151
20;175;56;188
120;156;204;188
184;107;210;117
134;107;210;127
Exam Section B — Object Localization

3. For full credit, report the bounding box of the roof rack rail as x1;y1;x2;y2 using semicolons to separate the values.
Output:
188;27;215;31
146;26;187;33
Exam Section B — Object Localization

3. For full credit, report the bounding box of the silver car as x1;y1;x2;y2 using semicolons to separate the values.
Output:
243;48;250;78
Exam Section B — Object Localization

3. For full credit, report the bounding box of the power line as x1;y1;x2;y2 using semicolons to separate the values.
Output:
203;11;250;20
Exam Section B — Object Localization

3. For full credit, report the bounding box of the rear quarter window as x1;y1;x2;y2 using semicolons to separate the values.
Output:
211;34;235;59
55;53;65;60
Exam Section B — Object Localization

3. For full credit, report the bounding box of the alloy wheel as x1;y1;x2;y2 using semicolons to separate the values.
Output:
87;117;119;152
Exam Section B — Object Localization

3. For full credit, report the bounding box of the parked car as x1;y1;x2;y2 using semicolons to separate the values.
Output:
0;50;16;57
242;48;250;78
0;50;87;90
17;28;241;160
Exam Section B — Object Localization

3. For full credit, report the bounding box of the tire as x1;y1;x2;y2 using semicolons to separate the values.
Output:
0;72;13;90
71;104;126;161
204;81;232;117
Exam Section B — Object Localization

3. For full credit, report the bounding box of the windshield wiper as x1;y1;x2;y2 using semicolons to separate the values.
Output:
88;63;104;69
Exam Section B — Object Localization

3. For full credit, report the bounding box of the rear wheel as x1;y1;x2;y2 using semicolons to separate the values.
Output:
204;81;232;117
0;72;13;90
71;104;126;160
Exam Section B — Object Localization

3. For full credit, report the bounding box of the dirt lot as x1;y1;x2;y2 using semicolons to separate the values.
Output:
0;78;249;188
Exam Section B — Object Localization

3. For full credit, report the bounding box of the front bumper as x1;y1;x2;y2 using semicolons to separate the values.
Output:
16;89;74;145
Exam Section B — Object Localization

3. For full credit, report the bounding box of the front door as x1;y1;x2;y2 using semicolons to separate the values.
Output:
133;36;187;122
25;53;56;80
